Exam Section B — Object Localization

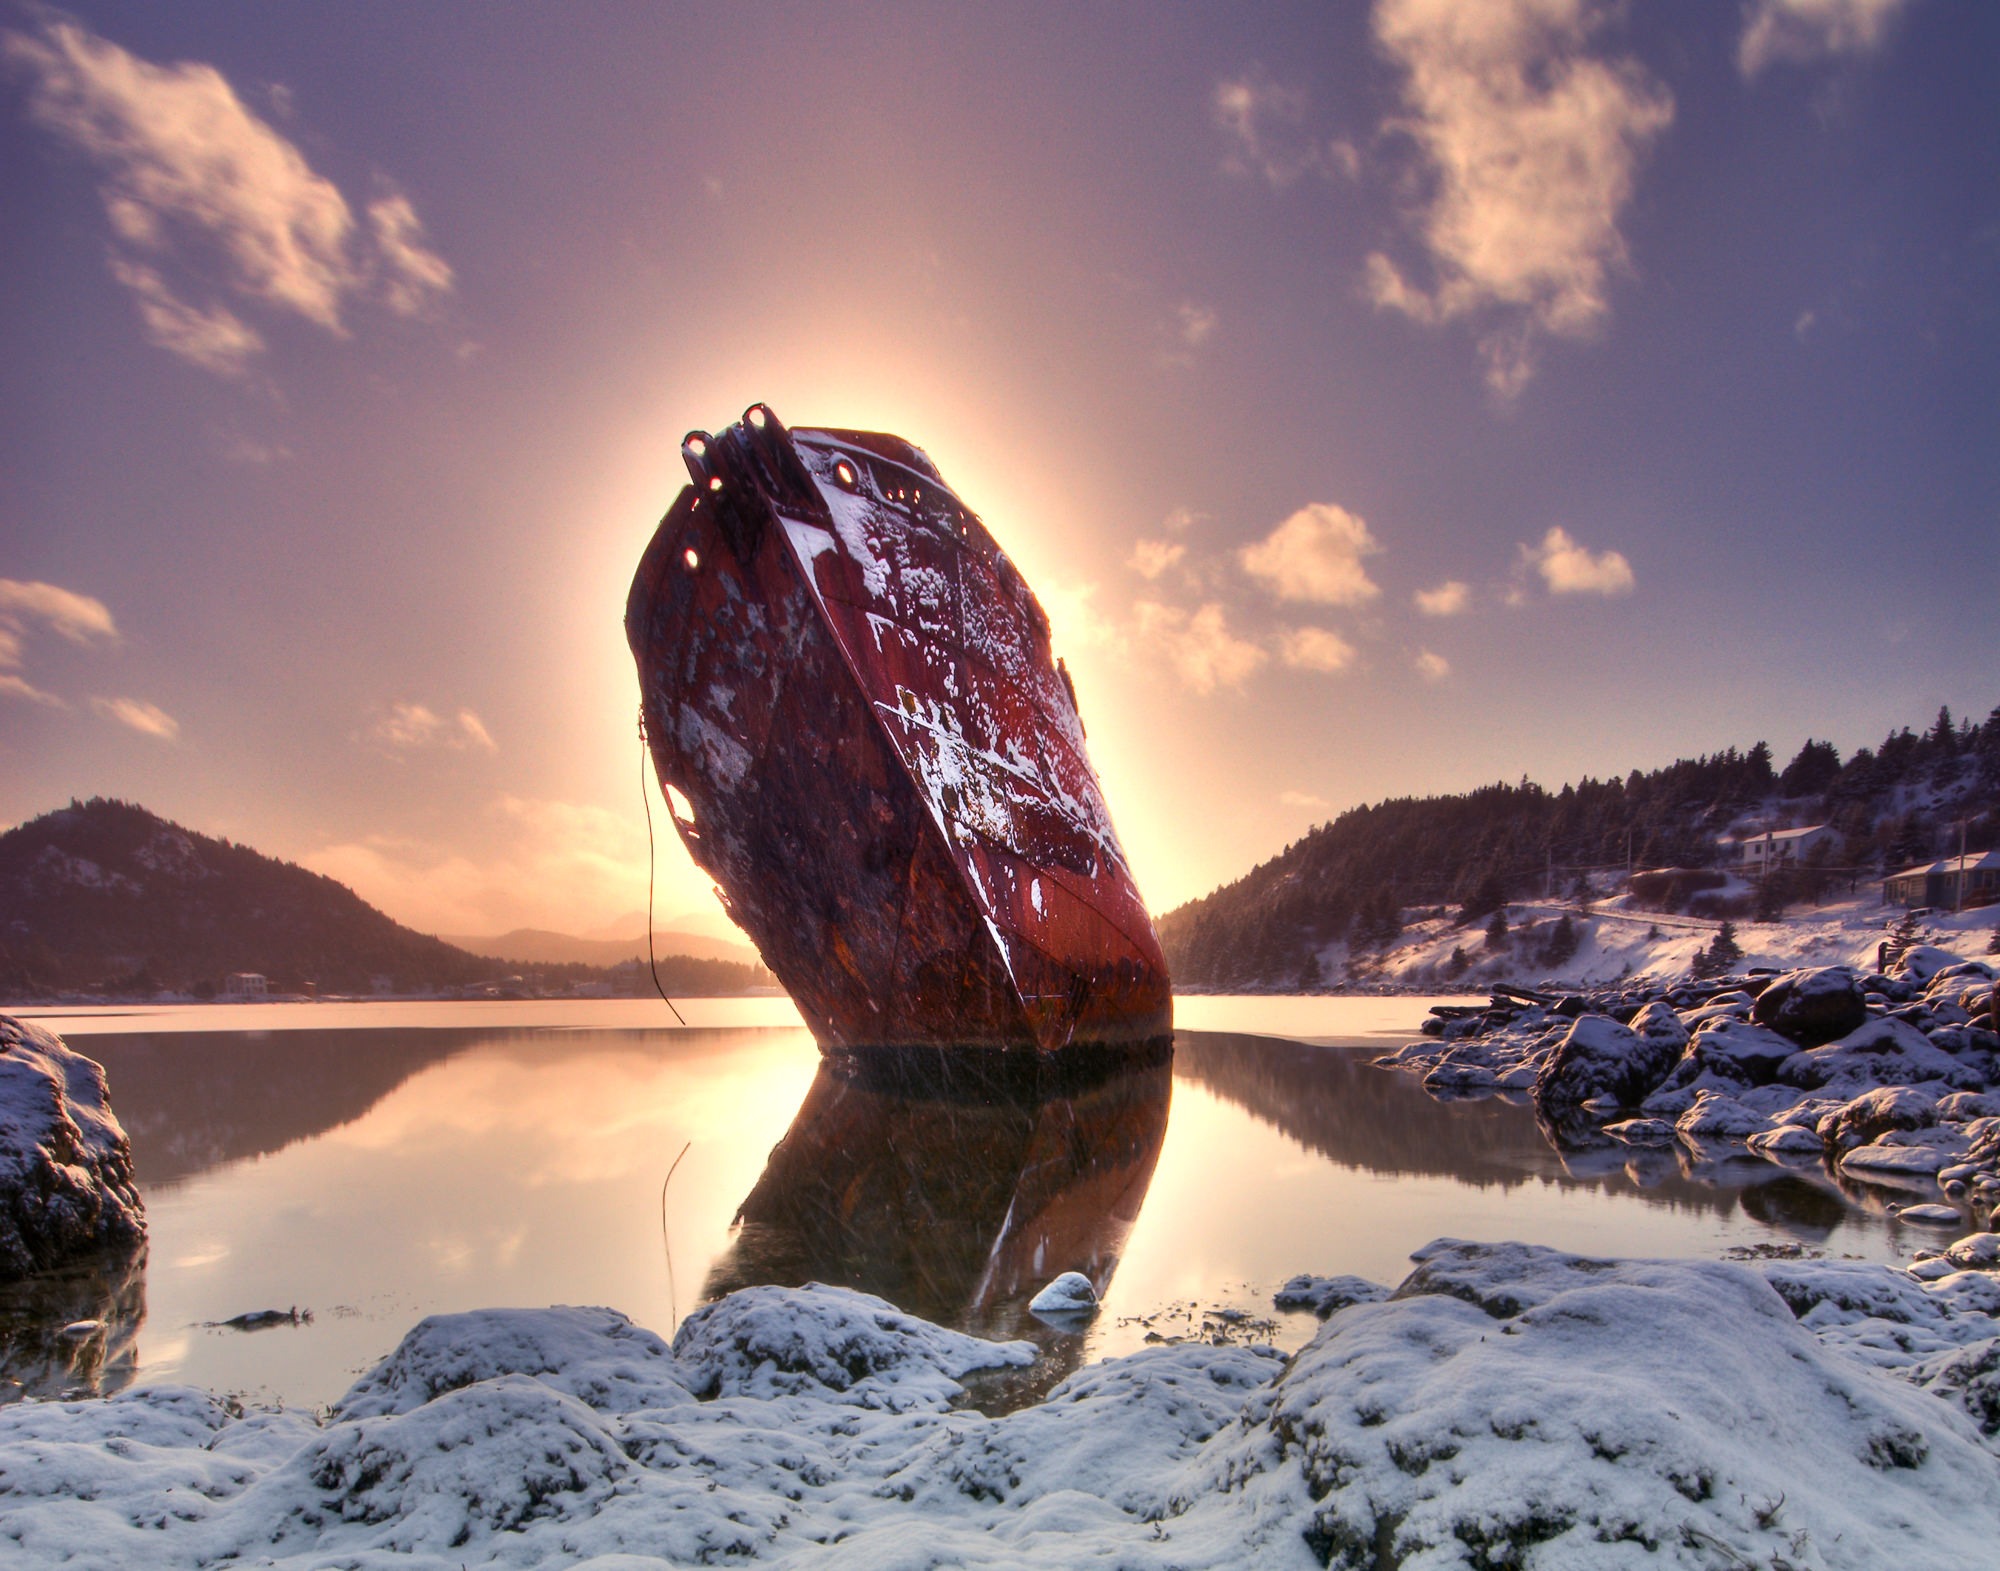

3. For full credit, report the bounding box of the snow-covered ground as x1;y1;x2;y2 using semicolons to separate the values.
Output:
1337;891;1998;992
0;1239;1995;1569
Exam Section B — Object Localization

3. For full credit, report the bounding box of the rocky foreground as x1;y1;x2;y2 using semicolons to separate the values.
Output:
1383;946;2000;1231
0;1236;1995;1570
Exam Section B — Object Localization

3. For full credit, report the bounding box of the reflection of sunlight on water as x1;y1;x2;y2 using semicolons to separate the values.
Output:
327;1031;818;1191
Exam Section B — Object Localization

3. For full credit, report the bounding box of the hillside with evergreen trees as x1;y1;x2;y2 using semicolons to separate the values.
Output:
1159;703;2000;989
0;798;762;1001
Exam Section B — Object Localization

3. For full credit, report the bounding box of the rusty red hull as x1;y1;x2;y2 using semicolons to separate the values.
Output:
625;406;1171;1053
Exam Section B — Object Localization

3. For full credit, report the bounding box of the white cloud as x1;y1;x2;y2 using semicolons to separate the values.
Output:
0;674;66;707
1365;0;1673;396
0;578;118;646
1414;579;1471;616
1280;789;1331;810
4;13;451;372
0;579;119;710
1128;539;1188;580
1521;525;1634;595
1160;507;1203;535
1738;0;1915;77
1415;648;1451;682
1132;601;1268;694
370;701;498;753
1278;626;1357;673
1241;503;1383;607
306;795;665;935
92;695;178;739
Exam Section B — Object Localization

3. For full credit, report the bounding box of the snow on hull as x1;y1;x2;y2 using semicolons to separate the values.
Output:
3;1244;1998;1569
625;408;1170;1053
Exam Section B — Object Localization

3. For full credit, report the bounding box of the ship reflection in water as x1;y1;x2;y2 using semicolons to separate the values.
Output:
705;1042;1172;1362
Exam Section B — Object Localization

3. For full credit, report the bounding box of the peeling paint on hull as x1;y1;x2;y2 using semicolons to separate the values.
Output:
626;407;1171;1054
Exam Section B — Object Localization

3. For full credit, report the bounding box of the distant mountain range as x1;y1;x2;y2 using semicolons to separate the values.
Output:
440;927;757;968
0;799;764;1000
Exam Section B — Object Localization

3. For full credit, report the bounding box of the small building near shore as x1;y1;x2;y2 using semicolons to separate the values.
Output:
223;971;269;998
1885;851;2000;909
1718;824;1834;871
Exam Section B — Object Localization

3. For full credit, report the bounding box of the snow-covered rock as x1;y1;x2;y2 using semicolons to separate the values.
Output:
1605;1116;1678;1145
4;1249;2000;1568
670;1281;1033;1410
1748;1122;1824;1156
0;1015;145;1281
1675;1090;1771;1142
1779;1015;1973;1093
1271;1274;1390;1318
1896;945;1966;986
1188;1239;2000;1567
1027;1271;1099;1316
1532;1013;1682;1121
1817;1084;1939;1152
1751;965;1869;1046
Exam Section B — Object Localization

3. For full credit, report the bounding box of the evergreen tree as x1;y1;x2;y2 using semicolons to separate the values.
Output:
1710;921;1742;971
1484;908;1509;952
1541;913;1579;967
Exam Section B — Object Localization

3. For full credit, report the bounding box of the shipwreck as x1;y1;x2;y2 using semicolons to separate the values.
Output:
626;405;1170;1054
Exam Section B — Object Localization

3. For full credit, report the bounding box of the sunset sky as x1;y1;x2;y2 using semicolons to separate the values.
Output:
4;0;1995;939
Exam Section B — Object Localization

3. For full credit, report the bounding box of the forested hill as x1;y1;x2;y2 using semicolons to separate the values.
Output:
0;798;494;998
1158;703;2000;989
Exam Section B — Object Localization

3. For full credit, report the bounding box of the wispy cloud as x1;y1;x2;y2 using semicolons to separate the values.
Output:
1520;525;1634;596
1280;788;1331;810
370;701;498;753
368;193;453;316
1738;0;1916;77
4;12;452;372
1364;0;1673;396
0;674;66;708
108;256;264;375
1156;300;1219;369
1278;626;1357;673
1241;503;1383;607
1128;539;1188;581
92;695;178;739
1132;601;1268;694
1414;648;1451;682
1414;579;1471;617
1213;71;1357;187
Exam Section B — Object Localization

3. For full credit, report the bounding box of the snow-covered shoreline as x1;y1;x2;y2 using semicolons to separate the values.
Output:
1;1237;1995;1569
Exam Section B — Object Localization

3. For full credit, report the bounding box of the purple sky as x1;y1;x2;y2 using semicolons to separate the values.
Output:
3;0;1995;936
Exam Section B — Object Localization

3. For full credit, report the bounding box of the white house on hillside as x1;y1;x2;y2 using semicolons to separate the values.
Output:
1717;824;1834;871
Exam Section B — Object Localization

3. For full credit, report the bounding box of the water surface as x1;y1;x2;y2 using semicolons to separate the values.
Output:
3;997;1928;1410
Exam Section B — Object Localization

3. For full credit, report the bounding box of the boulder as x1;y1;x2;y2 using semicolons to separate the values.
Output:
1779;1016;1973;1093
1676;1090;1771;1142
1748;1123;1825;1156
1818;1086;1940;1153
1896;946;1964;986
1532;1013;1683;1121
0;1016;146;1281
1753;966;1869;1047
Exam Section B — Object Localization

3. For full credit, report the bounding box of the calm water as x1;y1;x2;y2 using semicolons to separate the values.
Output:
3;996;1928;1411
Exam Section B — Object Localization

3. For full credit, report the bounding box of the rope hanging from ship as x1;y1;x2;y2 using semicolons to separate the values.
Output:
637;706;687;1026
